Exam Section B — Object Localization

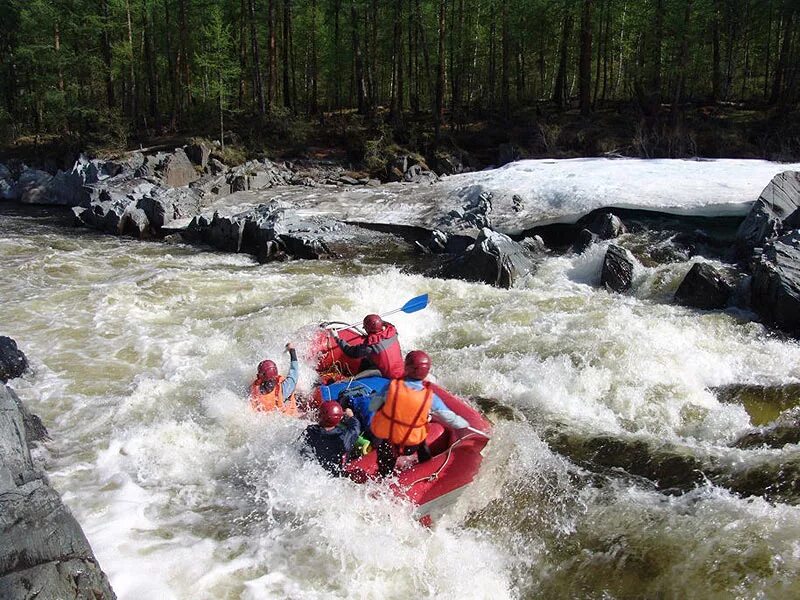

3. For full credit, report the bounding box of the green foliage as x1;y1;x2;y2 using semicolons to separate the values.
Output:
0;0;797;159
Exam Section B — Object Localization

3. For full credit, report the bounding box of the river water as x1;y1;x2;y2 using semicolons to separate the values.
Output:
2;204;800;599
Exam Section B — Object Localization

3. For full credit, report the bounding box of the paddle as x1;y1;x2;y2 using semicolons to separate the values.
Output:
330;294;429;332
464;426;491;439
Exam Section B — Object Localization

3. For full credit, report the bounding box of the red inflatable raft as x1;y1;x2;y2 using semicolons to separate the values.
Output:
312;327;491;523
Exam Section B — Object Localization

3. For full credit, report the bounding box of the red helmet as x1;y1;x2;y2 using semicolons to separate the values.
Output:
257;359;278;380
319;401;344;427
404;350;431;380
363;314;384;334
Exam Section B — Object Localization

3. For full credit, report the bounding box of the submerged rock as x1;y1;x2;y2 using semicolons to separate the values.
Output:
0;336;28;383
750;230;800;334
0;384;115;599
601;244;634;293
732;407;800;449
434;228;542;288
713;382;800;426
674;262;735;309
736;170;800;257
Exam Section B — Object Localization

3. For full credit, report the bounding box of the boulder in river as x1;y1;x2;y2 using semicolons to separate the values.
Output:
0;336;28;383
674;262;735;309
435;227;542;288
1;384;115;599
750;230;800;334
0;164;15;200
601;244;634;293
185;140;212;170
16;169;53;204
736;170;800;257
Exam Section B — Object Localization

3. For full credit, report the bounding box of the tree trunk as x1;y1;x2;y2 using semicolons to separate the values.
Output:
249;0;265;115
125;0;138;124
351;0;367;114
501;0;510;117
238;0;247;109
435;0;446;141
671;0;693;129
282;0;292;110
390;0;404;121
54;21;64;93
143;2;160;127
770;0;795;105
310;0;318;114
579;0;593;116
101;0;115;109
712;0;721;102
554;2;573;108
268;0;277;108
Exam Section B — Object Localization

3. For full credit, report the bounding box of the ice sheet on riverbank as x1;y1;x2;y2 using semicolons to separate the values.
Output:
233;157;800;235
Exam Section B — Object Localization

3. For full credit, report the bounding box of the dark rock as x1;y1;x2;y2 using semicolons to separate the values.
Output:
134;152;167;179
339;175;360;185
403;163;439;184
435;228;541;288
674;262;735;309
751;230;800;334
601;244;634;293
0;385;115;599
438;191;493;231
0;337;28;383
572;228;600;254
732;407;800;449
208;157;227;176
736;171;800;257
75;179;158;235
17;169;53;204
576;211;628;240
185;140;212;169
137;187;201;230
156;148;200;188
431;151;469;176
189;172;231;200
0;164;15;200
227;160;291;192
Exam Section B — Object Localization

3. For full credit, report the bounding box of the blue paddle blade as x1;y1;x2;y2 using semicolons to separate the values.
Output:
401;293;429;314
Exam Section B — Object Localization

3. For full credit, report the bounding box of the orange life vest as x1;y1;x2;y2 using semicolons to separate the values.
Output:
370;379;433;447
249;375;298;416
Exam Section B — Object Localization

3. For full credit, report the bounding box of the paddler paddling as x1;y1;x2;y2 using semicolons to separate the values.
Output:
332;314;405;379
250;342;299;415
369;351;469;477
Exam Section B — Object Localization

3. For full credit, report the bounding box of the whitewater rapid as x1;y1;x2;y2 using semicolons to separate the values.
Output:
2;200;800;598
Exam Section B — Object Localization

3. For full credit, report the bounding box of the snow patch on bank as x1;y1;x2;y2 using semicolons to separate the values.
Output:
251;157;800;236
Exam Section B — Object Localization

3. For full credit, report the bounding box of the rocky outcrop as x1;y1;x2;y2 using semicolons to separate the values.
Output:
674;262;735;309
184;201;409;262
0;336;28;383
1;383;115;599
601;244;634;293
750;231;800;334
434;228;543;288
16;169;53;204
185;140;212;170
156;148;200;188
736;171;800;257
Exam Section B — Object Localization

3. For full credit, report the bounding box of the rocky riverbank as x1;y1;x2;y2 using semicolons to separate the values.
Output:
0;337;116;600
2;146;800;339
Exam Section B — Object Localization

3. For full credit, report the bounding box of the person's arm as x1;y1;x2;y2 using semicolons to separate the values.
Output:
281;344;300;398
430;393;470;429
340;411;362;451
335;335;370;358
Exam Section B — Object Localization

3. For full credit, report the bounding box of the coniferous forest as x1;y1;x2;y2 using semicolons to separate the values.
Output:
1;0;799;166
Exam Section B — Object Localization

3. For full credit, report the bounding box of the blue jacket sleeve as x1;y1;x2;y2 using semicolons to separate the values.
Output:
430;393;470;430
281;354;299;398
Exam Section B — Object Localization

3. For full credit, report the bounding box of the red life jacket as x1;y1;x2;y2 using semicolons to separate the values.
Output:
370;379;433;447
249;375;298;416
365;323;404;379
